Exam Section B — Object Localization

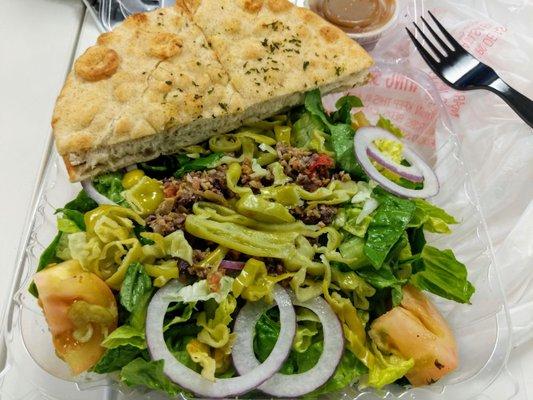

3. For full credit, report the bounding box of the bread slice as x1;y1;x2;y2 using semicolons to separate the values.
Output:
52;1;373;181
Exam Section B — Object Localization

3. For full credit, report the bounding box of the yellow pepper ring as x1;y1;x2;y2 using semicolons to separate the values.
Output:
122;169;145;189
209;134;242;153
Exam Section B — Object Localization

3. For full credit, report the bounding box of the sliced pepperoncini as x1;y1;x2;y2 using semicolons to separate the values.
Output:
84;205;145;234
209;134;242;153
122;176;164;216
235;193;295;223
122;169;145;189
274;125;291;145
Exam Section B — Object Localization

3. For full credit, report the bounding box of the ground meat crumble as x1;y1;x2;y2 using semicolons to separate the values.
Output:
147;165;233;235
147;145;342;236
276;144;336;192
240;157;273;191
290;203;338;226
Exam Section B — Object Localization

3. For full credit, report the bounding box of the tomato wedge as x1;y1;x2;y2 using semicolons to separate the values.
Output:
369;285;458;386
34;259;117;375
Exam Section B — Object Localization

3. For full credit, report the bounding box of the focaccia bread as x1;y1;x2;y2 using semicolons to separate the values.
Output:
52;0;373;181
182;0;372;103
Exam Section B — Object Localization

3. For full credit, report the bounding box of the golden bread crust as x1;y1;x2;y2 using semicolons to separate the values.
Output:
74;46;120;81
53;5;243;156
184;0;373;104
52;1;373;181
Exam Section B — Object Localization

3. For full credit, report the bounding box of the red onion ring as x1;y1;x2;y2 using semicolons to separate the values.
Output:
146;281;296;398
81;180;116;205
232;292;344;397
219;260;246;270
354;127;439;198
366;146;424;183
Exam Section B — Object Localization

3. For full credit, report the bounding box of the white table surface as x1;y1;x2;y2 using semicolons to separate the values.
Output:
0;0;531;399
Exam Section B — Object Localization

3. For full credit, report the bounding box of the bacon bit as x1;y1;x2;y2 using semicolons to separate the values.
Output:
307;154;335;175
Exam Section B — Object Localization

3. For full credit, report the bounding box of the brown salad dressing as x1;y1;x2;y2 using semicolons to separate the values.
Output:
309;0;396;34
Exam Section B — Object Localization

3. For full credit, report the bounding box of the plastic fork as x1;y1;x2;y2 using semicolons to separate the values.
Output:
406;11;533;128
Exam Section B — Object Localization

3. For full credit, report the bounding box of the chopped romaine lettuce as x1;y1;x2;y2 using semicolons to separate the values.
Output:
308;350;368;397
411;246;475;304
367;344;414;389
63;190;98;213
376;115;404;138
93;172;128;205
304;89;365;178
410;199;458;234
330;95;363;124
101;325;146;350
174;153;223;178
364;188;416;269
120;358;183;396
92;345;144;374
120;262;152;313
292;112;328;148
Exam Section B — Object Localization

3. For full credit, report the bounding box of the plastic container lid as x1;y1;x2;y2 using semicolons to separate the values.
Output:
0;1;514;399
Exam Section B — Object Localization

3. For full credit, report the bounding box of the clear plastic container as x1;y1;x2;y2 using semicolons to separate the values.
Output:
0;2;514;400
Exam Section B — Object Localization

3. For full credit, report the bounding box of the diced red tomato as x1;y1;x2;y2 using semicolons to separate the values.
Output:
207;270;223;293
307;154;335;175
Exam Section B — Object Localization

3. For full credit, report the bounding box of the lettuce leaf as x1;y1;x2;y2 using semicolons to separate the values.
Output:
29;232;63;297
254;310;320;375
309;350;368;397
254;310;281;364
92;345;143;374
56;215;82;233
364;188;416;269
55;205;86;233
30;192;98;297
292;322;319;353
254;310;367;395
101;325;146;350
376;115;404;138
292;112;327;148
120;358;182;397
164;302;195;331
63;190;98;213
164;323;202;372
367;344;414;389
164;229;194;265
139;155;183;179
411;245;475;304
330;95;363;124
304;89;365;178
331;267;376;310
37;233;62;272
93;172;128;205
335;206;372;238
410;199;458;234
174;153;223;178
120;262;153;313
